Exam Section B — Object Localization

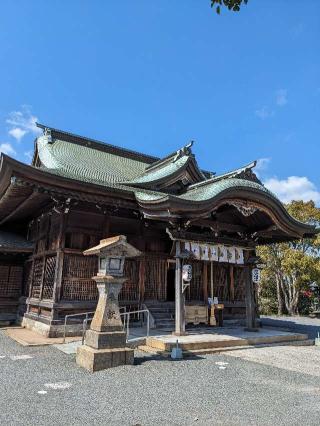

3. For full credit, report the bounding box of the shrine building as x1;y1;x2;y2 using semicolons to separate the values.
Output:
0;124;317;336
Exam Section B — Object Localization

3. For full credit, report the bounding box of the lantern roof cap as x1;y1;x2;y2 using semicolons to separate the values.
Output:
83;235;141;257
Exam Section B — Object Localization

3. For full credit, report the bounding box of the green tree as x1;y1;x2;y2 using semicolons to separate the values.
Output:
211;0;249;14
257;201;320;316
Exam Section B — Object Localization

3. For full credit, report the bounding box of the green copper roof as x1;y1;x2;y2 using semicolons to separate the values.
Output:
134;177;277;203
180;178;273;201
127;155;190;184
37;134;150;187
0;231;33;252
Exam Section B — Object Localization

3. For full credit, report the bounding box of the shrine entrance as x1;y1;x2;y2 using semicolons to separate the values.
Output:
166;265;175;302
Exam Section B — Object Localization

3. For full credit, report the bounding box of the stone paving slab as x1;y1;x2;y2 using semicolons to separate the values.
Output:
5;327;82;346
146;327;309;351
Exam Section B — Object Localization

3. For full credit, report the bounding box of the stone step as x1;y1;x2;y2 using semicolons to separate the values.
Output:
155;320;175;329
149;312;174;320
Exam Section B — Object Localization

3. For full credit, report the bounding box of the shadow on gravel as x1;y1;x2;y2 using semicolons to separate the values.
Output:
134;353;205;365
261;317;320;339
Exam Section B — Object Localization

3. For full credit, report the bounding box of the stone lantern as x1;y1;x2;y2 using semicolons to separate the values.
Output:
76;235;141;372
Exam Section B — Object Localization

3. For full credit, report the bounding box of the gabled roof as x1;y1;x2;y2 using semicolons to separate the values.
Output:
122;141;207;190
0;123;316;243
35;125;154;188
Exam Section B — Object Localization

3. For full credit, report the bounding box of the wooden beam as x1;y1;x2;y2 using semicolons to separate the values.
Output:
191;219;246;233
0;190;39;225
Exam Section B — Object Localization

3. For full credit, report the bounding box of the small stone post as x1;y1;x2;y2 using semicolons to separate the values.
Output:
76;235;141;372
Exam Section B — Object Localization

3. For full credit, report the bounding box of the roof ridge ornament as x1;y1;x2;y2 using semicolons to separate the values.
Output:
173;140;194;162
43;127;53;144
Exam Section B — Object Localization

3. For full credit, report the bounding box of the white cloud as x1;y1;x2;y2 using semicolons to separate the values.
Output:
255;157;271;177
0;143;16;156
255;106;274;120
24;150;33;161
6;105;41;142
8;127;27;142
264;176;320;204
276;89;288;106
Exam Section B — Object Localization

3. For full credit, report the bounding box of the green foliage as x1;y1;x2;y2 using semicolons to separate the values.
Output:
257;201;320;316
259;273;278;315
211;0;249;14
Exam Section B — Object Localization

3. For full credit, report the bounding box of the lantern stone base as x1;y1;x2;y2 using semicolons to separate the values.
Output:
85;329;127;349
76;345;134;372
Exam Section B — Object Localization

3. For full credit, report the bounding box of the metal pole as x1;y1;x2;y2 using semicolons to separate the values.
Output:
147;310;150;338
82;318;87;345
210;261;214;299
126;313;130;341
62;315;68;344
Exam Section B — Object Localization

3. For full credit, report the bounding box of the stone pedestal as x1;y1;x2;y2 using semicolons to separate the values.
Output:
76;275;134;372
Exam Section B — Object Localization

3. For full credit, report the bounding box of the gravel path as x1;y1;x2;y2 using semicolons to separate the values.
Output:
1;329;320;426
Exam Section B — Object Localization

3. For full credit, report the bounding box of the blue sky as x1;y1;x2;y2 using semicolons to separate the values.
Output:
0;1;319;204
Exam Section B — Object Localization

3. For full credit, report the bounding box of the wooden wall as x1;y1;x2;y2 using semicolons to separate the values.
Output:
24;206;247;321
0;256;24;320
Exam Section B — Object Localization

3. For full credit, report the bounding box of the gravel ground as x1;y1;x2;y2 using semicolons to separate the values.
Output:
261;315;320;338
1;329;320;426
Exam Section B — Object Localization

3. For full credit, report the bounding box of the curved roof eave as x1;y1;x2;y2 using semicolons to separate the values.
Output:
0;154;138;203
135;183;317;237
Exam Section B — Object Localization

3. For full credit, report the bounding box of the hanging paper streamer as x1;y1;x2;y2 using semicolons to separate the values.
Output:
218;245;227;262
227;247;236;263
191;242;200;259
235;247;244;264
210;245;218;262
201;244;209;260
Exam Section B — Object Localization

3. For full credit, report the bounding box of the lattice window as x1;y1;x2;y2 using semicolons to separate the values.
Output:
186;261;204;302
234;267;245;301
144;259;167;301
208;264;229;301
31;258;44;298
22;261;33;297
62;254;98;300
0;264;23;299
42;256;56;300
119;259;139;302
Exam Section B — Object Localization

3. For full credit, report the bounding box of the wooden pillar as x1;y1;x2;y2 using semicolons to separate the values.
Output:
138;258;145;304
229;265;235;302
244;265;257;330
174;241;185;335
210;262;214;299
102;213;110;237
52;212;67;307
203;262;208;302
